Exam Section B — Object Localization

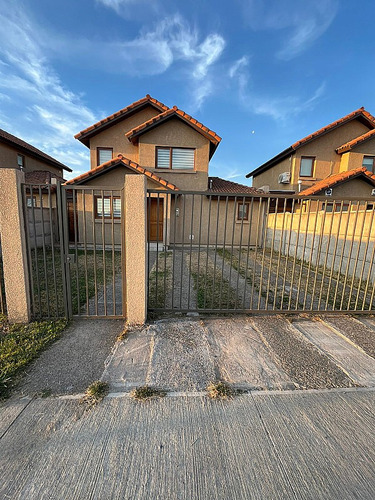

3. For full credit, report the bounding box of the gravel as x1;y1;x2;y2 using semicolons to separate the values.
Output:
250;315;355;390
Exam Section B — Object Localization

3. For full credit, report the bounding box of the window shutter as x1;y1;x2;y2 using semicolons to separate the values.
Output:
172;148;194;169
98;149;112;165
157;148;170;168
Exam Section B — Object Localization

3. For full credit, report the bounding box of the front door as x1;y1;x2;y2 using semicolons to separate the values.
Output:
148;198;164;242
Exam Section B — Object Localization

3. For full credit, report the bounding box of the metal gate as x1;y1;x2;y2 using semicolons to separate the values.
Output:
22;182;125;320
147;190;375;315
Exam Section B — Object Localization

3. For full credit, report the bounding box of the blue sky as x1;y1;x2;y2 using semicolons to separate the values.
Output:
0;0;374;183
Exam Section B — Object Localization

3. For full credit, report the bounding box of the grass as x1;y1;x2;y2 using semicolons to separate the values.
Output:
148;252;172;309
31;247;122;318
81;380;109;406
0;316;68;399
207;381;234;400
130;385;166;401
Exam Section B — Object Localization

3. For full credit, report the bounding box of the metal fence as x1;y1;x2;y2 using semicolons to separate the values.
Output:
147;190;375;314
22;183;125;320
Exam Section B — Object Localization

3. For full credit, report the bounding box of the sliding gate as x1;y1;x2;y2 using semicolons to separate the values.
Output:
22;182;125;320
147;190;375;315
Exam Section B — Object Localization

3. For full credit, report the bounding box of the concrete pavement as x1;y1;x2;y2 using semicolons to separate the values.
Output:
1;388;375;499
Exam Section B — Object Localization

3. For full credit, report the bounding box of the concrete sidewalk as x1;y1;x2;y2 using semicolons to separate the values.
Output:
1;388;375;499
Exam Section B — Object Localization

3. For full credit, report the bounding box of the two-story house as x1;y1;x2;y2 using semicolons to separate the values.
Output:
66;95;262;247
246;107;375;200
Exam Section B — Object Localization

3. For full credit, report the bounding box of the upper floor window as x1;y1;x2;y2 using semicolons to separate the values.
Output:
97;147;113;166
362;156;375;173
299;156;315;177
156;147;195;170
17;154;25;170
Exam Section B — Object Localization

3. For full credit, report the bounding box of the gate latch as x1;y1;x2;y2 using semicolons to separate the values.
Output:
65;254;76;264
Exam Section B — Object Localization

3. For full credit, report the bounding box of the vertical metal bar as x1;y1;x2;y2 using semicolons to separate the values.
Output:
317;200;337;311
272;198;287;310
279;199;296;310
301;199;320;311
56;184;68;318
187;194;195;309
325;201;345;311
38;185;50;317
155;193;160;307
121;187;126;318
61;186;72;318
265;197;279;310
73;188;80;315
288;198;307;310
47;186;59;316
242;196;255;309
257;197;271;310
219;196;229;309
179;194;186;309
211;196;221;310
101;189;107;316
82;190;90;316
171;195;178;310
30;185;41;318
332;201;353;310
250;197;263;310
163;193;169;309
365;227;375;311
355;204;375;310
235;196;246;309
203;195;213;309
92;189;98;316
196;194;204;303
22;184;35;318
147;194;151;307
340;201;360;311
227;196;238;309
309;199;328;311
111;191;116;316
347;202;367;310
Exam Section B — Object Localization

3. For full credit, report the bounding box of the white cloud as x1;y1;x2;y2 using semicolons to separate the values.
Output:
243;0;338;60
0;1;97;178
228;56;249;79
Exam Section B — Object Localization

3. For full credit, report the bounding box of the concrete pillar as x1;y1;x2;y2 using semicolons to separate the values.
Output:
124;175;147;324
0;168;30;322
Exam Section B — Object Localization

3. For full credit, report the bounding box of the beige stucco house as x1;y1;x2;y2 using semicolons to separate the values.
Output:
66;95;263;247
246;107;375;201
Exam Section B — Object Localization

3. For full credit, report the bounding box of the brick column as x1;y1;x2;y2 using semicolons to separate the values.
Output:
123;175;147;324
0;168;30;322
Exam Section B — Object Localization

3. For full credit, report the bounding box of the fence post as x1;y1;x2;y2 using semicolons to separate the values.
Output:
124;175;147;324
0;168;30;322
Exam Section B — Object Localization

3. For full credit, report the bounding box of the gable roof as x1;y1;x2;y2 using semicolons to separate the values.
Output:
0;128;72;172
64;154;179;191
75;95;169;147
246;107;375;178
336;128;375;154
298;167;375;196
207;177;262;194
125;106;222;159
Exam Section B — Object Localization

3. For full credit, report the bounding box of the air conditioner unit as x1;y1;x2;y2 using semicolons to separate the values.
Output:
278;172;291;184
371;189;375;196
325;188;333;196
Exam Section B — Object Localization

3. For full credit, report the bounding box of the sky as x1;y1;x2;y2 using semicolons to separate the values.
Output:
0;0;374;183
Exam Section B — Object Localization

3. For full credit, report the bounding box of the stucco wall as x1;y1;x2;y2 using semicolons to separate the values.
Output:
89;106;160;168
0;142;63;177
252;155;295;191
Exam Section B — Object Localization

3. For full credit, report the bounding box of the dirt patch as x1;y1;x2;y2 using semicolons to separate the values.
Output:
250;316;355;390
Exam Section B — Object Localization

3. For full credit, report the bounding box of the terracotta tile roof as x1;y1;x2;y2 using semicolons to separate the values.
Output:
25;170;64;184
75;95;169;146
0;128;72;172
64;154;179;191
125;106;221;158
299;167;375;196
291;107;375;149
247;107;375;179
207;177;262;194
336;128;375;154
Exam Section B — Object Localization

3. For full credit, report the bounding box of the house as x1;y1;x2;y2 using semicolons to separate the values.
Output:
66;95;263;247
246;107;375;201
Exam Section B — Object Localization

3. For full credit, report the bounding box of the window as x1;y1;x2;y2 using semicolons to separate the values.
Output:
237;202;249;221
299;156;315;177
156;147;195;169
324;202;349;213
362;156;375;173
97;148;113;166
17;154;25;170
95;196;121;219
26;196;36;207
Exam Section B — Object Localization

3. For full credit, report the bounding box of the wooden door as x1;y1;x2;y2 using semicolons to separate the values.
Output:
148;198;164;242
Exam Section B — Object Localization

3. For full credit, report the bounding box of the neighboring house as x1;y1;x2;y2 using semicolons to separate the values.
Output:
66;95;263;246
246;107;375;201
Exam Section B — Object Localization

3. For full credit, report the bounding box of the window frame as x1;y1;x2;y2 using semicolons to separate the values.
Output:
155;146;195;170
17;154;25;170
97;147;113;166
362;155;375;173
237;202;250;221
94;195;121;220
299;156;315;177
